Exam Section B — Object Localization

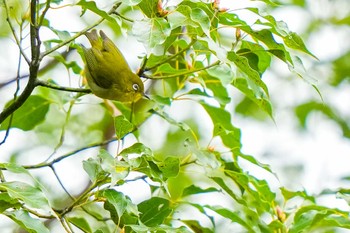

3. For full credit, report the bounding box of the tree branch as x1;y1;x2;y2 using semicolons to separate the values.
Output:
0;0;40;125
35;80;91;93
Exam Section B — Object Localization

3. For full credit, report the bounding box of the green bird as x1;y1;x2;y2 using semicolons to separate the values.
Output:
82;29;145;102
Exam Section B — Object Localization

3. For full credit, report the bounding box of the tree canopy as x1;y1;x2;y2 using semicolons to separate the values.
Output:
1;0;350;232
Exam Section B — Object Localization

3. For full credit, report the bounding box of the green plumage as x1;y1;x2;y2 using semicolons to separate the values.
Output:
82;30;144;102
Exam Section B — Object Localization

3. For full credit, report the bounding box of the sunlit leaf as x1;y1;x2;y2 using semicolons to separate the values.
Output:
5;210;50;233
102;190;138;227
98;150;129;185
290;205;350;233
201;103;242;149
204;205;255;232
133;18;171;50
227;51;269;98
67;217;92;233
114;115;134;139
284;32;317;59
137;0;159;17
77;0;117;24
82;157;106;183
102;189;134;221
0;181;50;211
122;0;142;6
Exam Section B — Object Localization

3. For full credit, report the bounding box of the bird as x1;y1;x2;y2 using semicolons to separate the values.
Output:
82;29;145;102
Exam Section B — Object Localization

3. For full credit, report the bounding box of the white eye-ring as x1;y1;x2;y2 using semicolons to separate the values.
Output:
132;83;139;91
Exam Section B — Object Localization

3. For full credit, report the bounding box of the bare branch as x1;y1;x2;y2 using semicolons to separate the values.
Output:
35;79;91;93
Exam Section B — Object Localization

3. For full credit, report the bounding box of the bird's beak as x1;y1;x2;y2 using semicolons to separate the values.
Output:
142;93;150;100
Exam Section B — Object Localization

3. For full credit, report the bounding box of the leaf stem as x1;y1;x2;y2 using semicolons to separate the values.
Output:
143;39;197;72
144;60;221;80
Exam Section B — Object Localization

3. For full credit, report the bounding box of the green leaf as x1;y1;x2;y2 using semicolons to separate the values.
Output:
119;142;153;157
295;101;350;138
190;8;210;36
0;181;50;211
289;205;350;233
0;193;21;213
201;103;242;150
211;177;246;205
132;18;171;50
82;157;106;183
158;157;180;178
77;0;117;24
232;78;273;118
138;197;172;227
280;187;316;203
114;115;134;139
182;220;213;233
137;0;158;17
122;0;142;5
153;63;189;76
102;189;136;222
150;109;190;131
237;152;274;174
239;41;272;74
5;210;50;233
288;55;318;85
284;32;317;59
204;205;255;232
182;185;219;197
67;217;92;233
206;63;235;85
101;189;138;227
98;150;129;185
251;0;280;6
167;5;196;30
227;51;269;98
0;95;50;131
240;28;293;64
50;51;82;74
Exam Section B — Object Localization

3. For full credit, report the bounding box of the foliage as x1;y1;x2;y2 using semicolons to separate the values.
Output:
0;0;349;232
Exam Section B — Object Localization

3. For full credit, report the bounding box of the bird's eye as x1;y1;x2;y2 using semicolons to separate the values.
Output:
132;83;139;91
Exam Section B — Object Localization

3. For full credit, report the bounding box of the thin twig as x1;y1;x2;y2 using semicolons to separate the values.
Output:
23;206;55;219
143;39;197;72
111;11;134;22
0;21;26;145
0;50;73;89
38;0;51;27
143;61;221;80
21;137;118;170
40;3;121;59
35;79;91;93
50;165;75;200
2;0;30;64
